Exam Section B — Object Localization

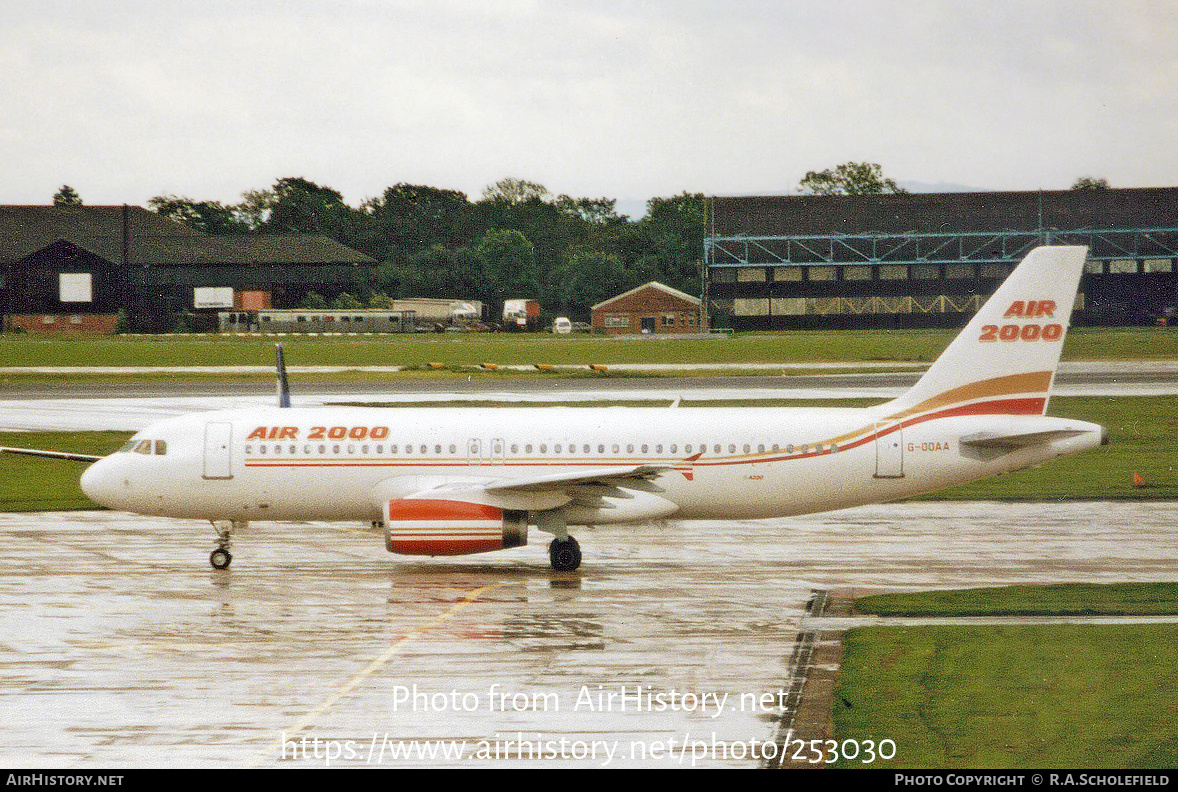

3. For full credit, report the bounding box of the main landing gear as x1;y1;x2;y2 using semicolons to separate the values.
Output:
209;520;246;569
536;510;581;572
548;537;581;572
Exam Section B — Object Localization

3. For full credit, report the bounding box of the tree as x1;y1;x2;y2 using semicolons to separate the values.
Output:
147;195;250;233
798;162;907;196
1072;176;1110;191
555;250;630;318
235;189;276;230
330;292;364;310
481;177;550;205
477;228;538;306
627;192;705;296
258;177;356;239
555;195;624;226
53;185;82;206
357;183;478;261
300;292;328;309
390;245;491;302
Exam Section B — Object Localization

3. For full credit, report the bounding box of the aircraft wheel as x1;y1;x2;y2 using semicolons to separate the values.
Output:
210;548;232;570
548;537;581;572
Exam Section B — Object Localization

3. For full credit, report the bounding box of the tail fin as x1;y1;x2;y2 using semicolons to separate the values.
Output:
883;245;1087;420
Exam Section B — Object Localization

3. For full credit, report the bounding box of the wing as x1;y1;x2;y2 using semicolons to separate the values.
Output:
0;446;103;463
374;464;673;513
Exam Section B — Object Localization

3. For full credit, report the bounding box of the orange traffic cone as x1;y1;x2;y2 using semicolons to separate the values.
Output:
1133;472;1146;488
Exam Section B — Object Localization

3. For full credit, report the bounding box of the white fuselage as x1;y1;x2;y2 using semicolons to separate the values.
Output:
80;403;1105;526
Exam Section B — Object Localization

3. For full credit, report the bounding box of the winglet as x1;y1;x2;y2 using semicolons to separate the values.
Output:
276;344;291;408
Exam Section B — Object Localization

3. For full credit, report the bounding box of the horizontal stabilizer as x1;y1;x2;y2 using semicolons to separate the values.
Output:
0;446;102;462
959;428;1087;449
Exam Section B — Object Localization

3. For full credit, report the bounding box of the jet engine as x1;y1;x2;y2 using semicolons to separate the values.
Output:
383;499;528;556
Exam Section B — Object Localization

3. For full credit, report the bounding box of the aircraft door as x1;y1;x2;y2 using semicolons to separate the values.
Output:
873;422;904;478
204;422;234;480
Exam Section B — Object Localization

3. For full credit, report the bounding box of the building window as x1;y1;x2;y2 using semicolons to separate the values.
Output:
737;267;766;282
711;268;736;283
807;266;836;282
843;266;872;281
58;273;92;303
879;265;908;280
661;314;675;326
771;297;806;316
734;298;769;316
911;265;940;279
773;267;803;282
604;315;629;327
1109;260;1137;274
945;264;975;279
1144;259;1173;273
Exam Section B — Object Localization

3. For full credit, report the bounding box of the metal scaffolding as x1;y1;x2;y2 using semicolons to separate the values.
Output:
705;227;1178;269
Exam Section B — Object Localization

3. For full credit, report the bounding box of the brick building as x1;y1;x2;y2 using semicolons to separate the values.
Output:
591;281;701;335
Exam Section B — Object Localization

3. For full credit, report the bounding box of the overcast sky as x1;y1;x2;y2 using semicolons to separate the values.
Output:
3;0;1176;210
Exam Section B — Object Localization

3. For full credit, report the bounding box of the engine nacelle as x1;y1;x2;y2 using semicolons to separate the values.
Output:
384;499;528;556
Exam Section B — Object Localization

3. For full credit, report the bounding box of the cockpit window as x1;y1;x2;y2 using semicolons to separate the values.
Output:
118;439;139;453
134;440;153;455
154;440;167;455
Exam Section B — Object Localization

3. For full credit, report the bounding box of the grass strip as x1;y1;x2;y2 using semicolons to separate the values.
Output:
829;627;1178;768
0;325;1174;367
833;623;1178;769
854;582;1178;617
0;431;131;511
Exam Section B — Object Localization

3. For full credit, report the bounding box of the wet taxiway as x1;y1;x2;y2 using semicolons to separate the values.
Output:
2;361;1175;432
3;501;1176;768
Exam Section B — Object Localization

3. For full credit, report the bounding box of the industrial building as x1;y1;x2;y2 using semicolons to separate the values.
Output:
0;205;376;332
704;188;1178;329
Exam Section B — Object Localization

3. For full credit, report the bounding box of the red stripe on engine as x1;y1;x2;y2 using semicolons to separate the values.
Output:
387;538;505;555
387;499;503;521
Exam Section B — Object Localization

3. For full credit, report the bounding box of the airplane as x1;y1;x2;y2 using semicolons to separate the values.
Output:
4;246;1106;572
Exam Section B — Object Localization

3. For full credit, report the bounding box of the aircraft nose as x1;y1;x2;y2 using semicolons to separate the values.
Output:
80;458;121;508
